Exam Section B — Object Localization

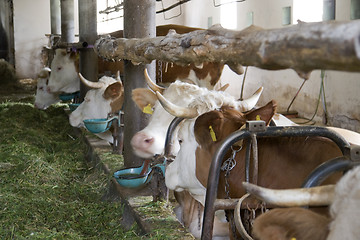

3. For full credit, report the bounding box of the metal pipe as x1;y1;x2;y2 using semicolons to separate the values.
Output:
78;0;98;101
123;0;156;168
201;126;351;239
60;0;75;43
302;157;358;188
164;117;184;156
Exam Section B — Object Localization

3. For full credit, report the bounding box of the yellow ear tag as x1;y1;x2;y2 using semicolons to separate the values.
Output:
209;126;217;142
143;104;153;114
256;115;261;120
291;238;296;240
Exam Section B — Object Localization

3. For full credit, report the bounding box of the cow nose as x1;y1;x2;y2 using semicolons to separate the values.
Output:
131;132;154;151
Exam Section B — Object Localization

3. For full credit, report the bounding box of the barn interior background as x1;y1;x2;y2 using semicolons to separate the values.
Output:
1;0;359;133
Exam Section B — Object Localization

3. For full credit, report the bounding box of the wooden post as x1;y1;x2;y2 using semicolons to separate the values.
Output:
123;0;156;168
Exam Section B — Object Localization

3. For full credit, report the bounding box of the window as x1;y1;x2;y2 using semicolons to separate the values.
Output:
293;0;323;23
220;0;237;29
351;0;360;20
282;6;291;25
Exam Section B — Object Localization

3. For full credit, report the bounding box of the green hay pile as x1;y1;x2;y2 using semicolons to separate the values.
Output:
0;102;140;239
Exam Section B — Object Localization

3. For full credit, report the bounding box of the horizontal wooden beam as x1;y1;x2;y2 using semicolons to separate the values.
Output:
94;20;360;79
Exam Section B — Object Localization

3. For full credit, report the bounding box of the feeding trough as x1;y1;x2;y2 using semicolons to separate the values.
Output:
114;162;152;188
59;91;80;101
83;116;119;134
68;103;80;111
114;160;166;189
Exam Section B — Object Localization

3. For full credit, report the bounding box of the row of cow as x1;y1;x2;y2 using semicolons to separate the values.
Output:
33;25;360;240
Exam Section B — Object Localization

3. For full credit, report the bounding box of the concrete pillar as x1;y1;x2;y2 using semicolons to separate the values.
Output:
50;0;61;35
78;0;98;101
60;0;75;43
123;0;156;167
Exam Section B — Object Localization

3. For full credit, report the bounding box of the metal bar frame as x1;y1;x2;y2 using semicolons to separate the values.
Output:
201;125;351;239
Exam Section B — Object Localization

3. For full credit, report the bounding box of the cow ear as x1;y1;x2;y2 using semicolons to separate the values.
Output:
244;100;277;125
104;82;123;99
132;88;157;111
194;110;224;148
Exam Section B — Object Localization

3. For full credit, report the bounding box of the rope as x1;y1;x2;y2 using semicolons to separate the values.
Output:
297;71;328;125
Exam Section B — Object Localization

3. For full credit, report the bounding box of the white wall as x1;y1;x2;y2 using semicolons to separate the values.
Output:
13;0;50;79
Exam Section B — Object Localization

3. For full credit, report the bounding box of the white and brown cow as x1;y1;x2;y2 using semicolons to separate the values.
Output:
68;73;123;143
244;164;360;240
131;69;261;159
131;71;263;239
34;67;60;110
155;92;360;238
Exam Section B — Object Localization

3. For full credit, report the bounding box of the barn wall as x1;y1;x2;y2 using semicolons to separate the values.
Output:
13;0;79;79
153;0;360;132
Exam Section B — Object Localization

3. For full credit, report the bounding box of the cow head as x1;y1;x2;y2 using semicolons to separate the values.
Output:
34;67;60;110
130;69;263;159
47;48;80;93
69;72;124;132
162;100;276;204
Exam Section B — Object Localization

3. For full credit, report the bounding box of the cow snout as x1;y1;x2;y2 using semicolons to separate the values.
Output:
131;132;155;157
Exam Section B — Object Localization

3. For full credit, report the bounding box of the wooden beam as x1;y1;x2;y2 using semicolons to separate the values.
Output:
95;20;360;79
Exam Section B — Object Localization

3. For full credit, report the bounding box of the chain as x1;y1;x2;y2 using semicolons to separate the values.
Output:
220;145;242;199
198;201;201;231
157;60;163;83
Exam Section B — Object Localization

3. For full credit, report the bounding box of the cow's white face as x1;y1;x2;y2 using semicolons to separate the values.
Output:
131;81;210;159
34;68;60;110
69;76;117;128
48;49;80;93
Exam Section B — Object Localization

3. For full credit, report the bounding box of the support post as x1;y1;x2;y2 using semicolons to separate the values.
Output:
123;0;156;167
50;0;61;35
78;0;98;101
49;0;61;65
60;0;75;43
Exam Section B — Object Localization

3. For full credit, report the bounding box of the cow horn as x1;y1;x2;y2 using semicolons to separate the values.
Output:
144;69;165;93
237;87;263;111
116;71;122;82
242;182;335;207
218;83;229;92
79;73;104;89
156;91;198;118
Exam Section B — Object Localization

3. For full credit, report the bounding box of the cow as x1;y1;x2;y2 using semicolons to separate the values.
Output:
34;67;60;110
38;24;231;109
244;164;360;240
130;69;261;159
68;72;123;143
130;71;263;239
154;91;360;238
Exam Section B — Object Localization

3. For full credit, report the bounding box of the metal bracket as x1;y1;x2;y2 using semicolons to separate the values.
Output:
246;120;266;132
350;145;360;162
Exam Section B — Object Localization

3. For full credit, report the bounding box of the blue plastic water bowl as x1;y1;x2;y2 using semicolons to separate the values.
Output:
59;91;80;101
83;118;112;133
68;103;81;111
114;165;152;188
153;163;166;176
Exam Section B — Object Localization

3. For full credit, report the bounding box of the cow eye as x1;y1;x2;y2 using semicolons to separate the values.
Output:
39;87;43;90
57;67;62;71
178;139;183;145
